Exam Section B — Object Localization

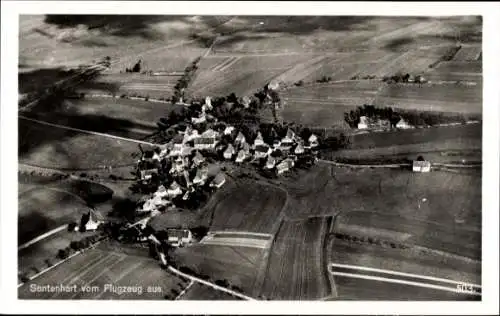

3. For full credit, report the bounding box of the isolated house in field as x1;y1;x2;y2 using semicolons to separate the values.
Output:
253;131;265;147
166;228;193;247
276;158;295;175
234;132;247;147
210;172;226;188
254;144;272;159
358;116;368;129
412;159;431;173
80;210;102;232
192;151;205;166
193;167;209;186
166;181;183;198
223;144;236;160
396;118;412;129
294;143;305;155
308;134;319;148
265;155;277;169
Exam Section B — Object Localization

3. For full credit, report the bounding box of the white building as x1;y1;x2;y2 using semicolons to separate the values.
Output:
193;167;209;185
80;210;102;231
294;143;305;155
308;134;319;148
223;144;236;160
140;168;158;181
235;132;246;147
235;149;249;163
224;125;235;135
167;181;183;198
254;131;265;147
192;151;205;166
265;155;276;169
396;118;412;129
191;113;207;125
358;116;368;129
166;229;193;247
412;160;431;173
276;158;295;175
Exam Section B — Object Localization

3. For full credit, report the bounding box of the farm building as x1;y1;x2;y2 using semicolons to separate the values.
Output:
194;137;218;150
281;128;296;145
79;210;102;232
276;158;295;175
210;172;226;188
154;185;168;198
413;158;431;173
254;144;272;159
204;96;212;109
272;139;282;149
184;128;200;142
358;116;368;129
193;167;209;185
167;181;183;198
192;151;205;166
223;144;236;160
254;131;265;146
140;168;158;181
166;228;193;247
235;131;247;146
396;118;413;129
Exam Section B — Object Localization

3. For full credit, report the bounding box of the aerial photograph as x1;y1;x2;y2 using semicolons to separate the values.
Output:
17;14;482;301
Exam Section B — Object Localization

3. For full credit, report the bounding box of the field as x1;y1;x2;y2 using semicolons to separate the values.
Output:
260;217;332;300
452;45;482;61
18;229;98;276
179;283;240;300
170;244;265;295
332;124;482;163
328;235;480;300
281;81;382;128
374;83;482;113
18;185;90;244
19;119;144;170
206;178;287;234
18;246;185;299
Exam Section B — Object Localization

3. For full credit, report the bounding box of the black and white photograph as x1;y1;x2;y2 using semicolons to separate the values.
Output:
1;1;499;315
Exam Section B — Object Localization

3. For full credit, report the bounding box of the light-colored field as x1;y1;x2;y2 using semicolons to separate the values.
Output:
207;179;287;234
18;246;184;299
452;45;482;61
374;83;482;113
18;186;90;244
260;217;331;300
435;61;482;74
171;244;265;294
200;231;272;249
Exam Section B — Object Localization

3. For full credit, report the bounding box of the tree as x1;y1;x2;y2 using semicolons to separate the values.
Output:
57;249;69;260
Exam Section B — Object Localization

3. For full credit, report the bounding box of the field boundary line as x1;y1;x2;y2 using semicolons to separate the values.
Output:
175;280;195;300
329;263;481;287
18;224;69;251
330;271;481;297
19;115;160;146
167;266;256;300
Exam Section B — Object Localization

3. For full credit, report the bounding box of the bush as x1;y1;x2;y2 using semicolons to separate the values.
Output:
57;249;69;260
20;274;30;283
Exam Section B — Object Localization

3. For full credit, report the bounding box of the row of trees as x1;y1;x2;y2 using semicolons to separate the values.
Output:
172;57;202;104
344;104;469;129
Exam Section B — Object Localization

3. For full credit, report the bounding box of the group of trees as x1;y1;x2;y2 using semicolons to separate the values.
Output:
344;104;401;128
172;57;202;104
56;234;102;260
125;59;142;73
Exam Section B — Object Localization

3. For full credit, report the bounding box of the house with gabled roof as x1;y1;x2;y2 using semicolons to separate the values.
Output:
166;181;183;198
234;131;246;147
140;168;158;181
254;144;272;159
224;125;235;136
191;112;207;125
396;118;413;129
281;128;296;145
194;129;219;150
358;116;368;129
192;151;205;166
412;157;431;173
166;228;193;247
265;155;277;169
235;149;249;163
80;210;103;232
308;134;319;148
210;172;226;188
193;167;209;185
154;185;168;198
276;158;295;175
223;144;236;160
294;143;305;155
253;131;265;147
